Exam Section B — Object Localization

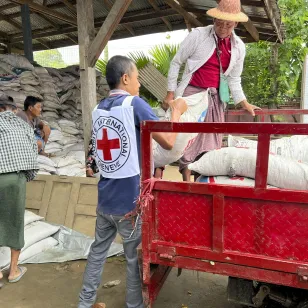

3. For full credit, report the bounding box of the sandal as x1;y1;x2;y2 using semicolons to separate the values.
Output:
8;266;27;283
93;304;106;308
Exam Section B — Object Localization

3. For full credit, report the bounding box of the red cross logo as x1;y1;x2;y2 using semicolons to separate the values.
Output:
97;128;120;161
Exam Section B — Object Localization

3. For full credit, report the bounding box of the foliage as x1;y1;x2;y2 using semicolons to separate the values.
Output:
96;44;179;106
34;49;67;68
242;0;308;107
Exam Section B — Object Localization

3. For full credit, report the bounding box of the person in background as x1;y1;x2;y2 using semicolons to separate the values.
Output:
163;0;260;181
78;55;185;308
0;94;38;288
17;96;51;156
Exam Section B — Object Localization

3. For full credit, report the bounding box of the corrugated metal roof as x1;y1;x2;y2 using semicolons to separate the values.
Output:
0;0;284;53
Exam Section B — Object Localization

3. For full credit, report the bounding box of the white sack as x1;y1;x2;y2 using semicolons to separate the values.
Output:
0;54;34;70
188;147;308;191
61;126;80;135
153;91;209;168
58;119;76;128
37;155;56;167
48;129;63;142
228;135;308;162
24;210;44;226
197;175;274;188
0;221;59;268
19;237;58;264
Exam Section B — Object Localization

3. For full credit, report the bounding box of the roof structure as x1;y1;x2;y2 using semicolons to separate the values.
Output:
0;0;284;54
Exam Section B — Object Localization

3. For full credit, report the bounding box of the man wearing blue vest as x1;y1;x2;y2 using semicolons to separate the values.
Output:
78;56;185;308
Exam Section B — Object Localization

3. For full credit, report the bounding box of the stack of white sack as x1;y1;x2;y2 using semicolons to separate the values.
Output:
0;211;59;270
228;135;308;162
188;147;308;191
37;119;86;176
153;91;209;168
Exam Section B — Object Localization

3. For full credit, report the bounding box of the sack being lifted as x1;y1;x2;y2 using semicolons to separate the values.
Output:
188;147;308;191
153;91;209;168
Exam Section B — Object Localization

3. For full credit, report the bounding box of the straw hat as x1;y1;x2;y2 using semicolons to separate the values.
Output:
207;0;248;23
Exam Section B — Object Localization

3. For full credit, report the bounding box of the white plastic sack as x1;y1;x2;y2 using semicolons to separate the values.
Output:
188;147;308;191
38;163;57;173
0;221;59;268
19;237;58;264
37;154;56;167
61;126;80;135
48;129;63;142
0;54;34;70
51;156;79;168
42;111;59;119
58;119;77;128
153;91;208;168
197;175;274;188
24;210;44;226
57;164;86;177
228;135;308;162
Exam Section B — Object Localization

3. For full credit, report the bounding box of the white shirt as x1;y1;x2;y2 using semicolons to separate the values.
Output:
167;25;247;105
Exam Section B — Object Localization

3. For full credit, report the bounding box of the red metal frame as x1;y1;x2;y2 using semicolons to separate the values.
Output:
140;110;308;307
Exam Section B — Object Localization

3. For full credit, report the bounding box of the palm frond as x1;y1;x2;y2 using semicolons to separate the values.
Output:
96;59;107;76
127;51;150;70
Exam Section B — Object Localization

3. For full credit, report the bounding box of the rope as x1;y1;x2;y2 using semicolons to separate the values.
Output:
124;178;158;220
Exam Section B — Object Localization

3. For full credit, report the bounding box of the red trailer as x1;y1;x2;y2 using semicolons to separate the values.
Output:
139;109;308;308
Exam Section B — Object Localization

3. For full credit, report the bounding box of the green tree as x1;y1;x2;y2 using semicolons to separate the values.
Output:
242;0;308;107
34;49;67;68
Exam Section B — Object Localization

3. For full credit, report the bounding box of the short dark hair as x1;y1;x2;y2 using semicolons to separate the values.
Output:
24;96;43;111
0;94;16;111
105;56;135;90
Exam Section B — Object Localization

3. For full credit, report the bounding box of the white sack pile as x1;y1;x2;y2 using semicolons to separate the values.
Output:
189;147;308;191
0;54;109;177
228;135;308;162
37;120;86;177
0;211;59;269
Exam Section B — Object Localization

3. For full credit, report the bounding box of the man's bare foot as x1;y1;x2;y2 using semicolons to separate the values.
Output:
8;266;27;283
93;304;106;308
0;271;3;280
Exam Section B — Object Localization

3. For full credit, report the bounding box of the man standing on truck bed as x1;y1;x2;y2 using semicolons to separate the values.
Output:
163;0;260;181
78;56;186;308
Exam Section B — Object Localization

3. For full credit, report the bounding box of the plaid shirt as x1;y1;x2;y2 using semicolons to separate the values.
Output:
168;25;247;104
0;111;38;181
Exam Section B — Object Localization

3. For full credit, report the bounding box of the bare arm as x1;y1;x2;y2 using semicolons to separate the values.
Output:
153;98;187;150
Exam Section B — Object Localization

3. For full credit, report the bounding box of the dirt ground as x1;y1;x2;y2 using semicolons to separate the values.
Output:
0;166;239;307
0;258;239;308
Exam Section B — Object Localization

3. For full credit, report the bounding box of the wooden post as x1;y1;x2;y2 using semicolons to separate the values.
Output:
88;0;132;67
77;0;97;154
21;4;33;62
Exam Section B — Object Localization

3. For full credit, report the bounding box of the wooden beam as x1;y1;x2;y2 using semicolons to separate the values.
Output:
76;0;97;155
241;7;259;41
164;0;203;27
0;12;21;30
10;8;178;42
88;0;132;67
60;0;77;18
9;0;77;25
0;3;18;12
241;0;265;7
148;0;172;31
104;0;135;36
